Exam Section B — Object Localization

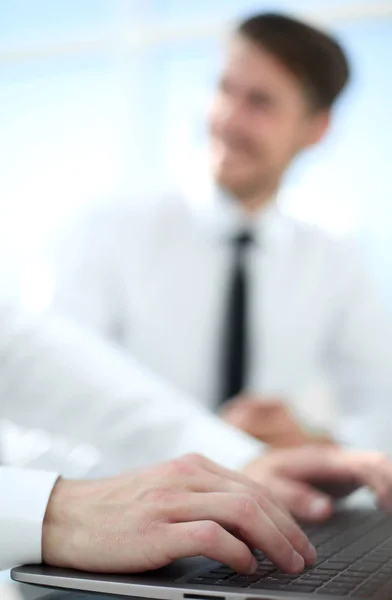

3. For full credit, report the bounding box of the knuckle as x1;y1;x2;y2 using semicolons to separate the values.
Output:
182;453;206;467
192;521;222;547
137;516;163;540
249;489;270;510
235;494;259;519
141;485;178;505
254;481;273;498
164;457;198;478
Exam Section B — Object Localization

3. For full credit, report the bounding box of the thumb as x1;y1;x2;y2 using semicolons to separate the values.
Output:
272;479;334;523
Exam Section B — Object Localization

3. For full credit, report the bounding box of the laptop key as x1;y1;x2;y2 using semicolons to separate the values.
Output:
205;580;234;586
287;583;319;592
251;578;294;587
354;563;380;573
210;567;233;574
228;575;260;585
272;574;301;582
334;575;364;583
218;580;250;588
301;574;331;582
346;569;367;576
194;573;226;580
299;574;331;581
318;562;348;571
255;566;276;574
316;584;352;595
312;569;340;577
189;578;220;585
294;577;325;588
251;582;291;590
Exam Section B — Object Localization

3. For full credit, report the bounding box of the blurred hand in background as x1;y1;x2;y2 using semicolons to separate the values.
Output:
222;396;335;448
243;446;392;522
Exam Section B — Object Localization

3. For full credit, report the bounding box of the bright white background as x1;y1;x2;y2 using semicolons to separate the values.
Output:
0;0;391;299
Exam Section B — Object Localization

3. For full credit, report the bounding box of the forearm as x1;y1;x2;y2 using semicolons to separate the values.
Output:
0;305;262;473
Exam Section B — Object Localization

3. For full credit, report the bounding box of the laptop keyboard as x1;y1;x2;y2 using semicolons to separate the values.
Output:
185;510;392;597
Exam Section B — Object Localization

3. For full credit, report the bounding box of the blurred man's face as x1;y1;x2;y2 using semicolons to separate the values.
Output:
208;36;328;201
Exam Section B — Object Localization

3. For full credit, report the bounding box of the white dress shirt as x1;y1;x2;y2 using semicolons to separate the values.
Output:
0;299;262;474
47;188;392;452
0;467;58;569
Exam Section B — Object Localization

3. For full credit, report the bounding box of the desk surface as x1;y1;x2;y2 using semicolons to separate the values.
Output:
0;582;142;600
0;580;55;600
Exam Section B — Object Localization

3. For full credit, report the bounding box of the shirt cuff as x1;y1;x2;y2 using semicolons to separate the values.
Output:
178;414;264;471
0;467;58;569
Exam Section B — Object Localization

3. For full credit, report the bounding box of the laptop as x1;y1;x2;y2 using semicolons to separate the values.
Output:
11;507;392;599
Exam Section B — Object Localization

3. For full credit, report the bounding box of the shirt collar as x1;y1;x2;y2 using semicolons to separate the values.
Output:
185;178;292;251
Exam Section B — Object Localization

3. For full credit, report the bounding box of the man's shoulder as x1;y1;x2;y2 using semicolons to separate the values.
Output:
283;212;356;247
62;192;189;242
281;213;362;267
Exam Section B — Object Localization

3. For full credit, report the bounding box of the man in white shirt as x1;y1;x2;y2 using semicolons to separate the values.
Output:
47;13;392;451
3;299;392;540
4;449;392;572
4;296;392;570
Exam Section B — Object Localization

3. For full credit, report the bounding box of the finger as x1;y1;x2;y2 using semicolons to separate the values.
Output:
187;453;328;527
184;453;286;506
347;453;392;511
251;495;317;565
191;461;292;523
271;446;370;488
224;400;286;429
165;521;258;575
199;474;315;564
166;492;307;574
270;479;334;523
160;454;314;562
181;460;315;562
184;454;300;526
319;451;392;509
196;476;315;564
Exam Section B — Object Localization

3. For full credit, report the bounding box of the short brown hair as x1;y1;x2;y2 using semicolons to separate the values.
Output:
236;13;350;110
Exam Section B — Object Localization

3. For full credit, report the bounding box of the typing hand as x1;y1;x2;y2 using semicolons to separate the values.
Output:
243;446;392;523
42;453;315;575
222;396;333;448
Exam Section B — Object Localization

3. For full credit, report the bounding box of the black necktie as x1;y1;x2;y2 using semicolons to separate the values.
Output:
219;230;254;404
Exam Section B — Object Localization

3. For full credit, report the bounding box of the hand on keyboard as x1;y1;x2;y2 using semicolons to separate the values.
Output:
243;446;392;522
43;453;316;575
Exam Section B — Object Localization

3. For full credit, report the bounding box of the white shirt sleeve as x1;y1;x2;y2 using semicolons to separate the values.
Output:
0;303;263;475
0;467;58;569
324;241;392;452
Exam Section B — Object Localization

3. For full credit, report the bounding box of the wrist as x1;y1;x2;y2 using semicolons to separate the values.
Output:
42;477;86;567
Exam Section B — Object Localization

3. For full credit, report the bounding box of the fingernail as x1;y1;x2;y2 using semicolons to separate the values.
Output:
305;542;317;564
291;551;305;573
309;498;330;518
249;557;258;574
